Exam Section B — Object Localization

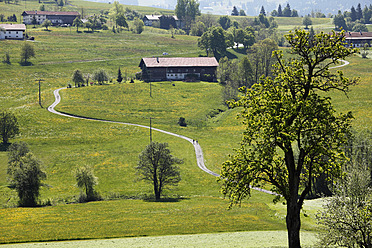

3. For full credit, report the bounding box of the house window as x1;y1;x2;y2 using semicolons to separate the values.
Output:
16;32;18;34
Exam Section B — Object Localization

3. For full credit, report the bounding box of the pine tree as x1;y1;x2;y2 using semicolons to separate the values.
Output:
278;4;282;17
117;67;123;83
260;6;266;16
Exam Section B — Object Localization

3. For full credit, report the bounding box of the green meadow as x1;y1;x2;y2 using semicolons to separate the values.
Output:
1;1;372;245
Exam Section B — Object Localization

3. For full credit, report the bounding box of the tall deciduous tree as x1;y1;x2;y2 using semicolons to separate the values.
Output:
136;142;182;201
220;30;358;248
0;110;19;144
7;143;46;207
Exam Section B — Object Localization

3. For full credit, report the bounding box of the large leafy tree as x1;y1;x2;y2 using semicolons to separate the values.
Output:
136;142;182;201
0;110;19;144
220;30;358;248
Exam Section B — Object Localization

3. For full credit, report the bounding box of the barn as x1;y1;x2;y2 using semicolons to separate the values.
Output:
139;57;219;82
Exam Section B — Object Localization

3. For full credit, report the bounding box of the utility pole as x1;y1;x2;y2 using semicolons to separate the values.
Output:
36;79;44;108
149;117;152;143
150;81;152;97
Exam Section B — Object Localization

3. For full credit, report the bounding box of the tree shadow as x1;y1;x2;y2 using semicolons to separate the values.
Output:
19;61;33;66
233;48;247;55
224;51;238;60
0;143;10;151
144;196;190;203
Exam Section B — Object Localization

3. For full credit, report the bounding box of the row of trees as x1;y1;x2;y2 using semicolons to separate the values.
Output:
270;4;299;18
71;67;134;87
333;4;372;31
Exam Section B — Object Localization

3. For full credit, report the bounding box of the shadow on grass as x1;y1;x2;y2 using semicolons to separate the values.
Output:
224;51;238;60
144;196;190;203
19;61;33;66
232;47;247;55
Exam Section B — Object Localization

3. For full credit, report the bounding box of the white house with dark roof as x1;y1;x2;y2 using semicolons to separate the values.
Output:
139;57;219;82
0;24;26;40
22;11;80;25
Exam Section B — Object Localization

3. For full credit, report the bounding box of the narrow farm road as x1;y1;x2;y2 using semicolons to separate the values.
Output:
47;53;348;197
48;88;218;178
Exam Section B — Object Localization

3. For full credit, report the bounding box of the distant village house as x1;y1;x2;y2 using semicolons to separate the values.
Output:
139;57;219;82
0;24;26;40
22;11;80;25
143;15;184;29
344;32;372;47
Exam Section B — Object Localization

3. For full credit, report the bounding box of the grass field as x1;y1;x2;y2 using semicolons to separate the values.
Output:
0;1;371;245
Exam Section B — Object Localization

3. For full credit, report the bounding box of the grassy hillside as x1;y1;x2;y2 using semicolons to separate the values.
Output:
0;1;371;245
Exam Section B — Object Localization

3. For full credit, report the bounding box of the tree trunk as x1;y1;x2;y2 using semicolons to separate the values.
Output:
286;198;301;248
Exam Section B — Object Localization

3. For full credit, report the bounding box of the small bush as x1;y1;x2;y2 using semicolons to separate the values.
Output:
178;117;187;127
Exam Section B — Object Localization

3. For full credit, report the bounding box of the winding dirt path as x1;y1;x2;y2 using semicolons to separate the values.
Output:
48;88;218;177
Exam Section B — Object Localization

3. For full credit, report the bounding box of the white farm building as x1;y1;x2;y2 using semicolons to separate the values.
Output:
0;24;26;40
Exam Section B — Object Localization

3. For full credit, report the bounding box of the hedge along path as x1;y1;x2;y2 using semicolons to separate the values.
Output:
48;88;280;195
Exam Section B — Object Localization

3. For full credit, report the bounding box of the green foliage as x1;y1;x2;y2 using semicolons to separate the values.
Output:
137;142;182;200
175;0;200;31
116;67;123;83
132;17;144;34
303;16;312;28
7;141;29;176
220;30;359;247
92;68;109;84
73;17;83;32
218;16;231;30
0;110;19;144
316;166;372;247
42;19;52;30
20;42;35;65
198;26;226;57
75;165;99;202
72;69;85;87
7;143;46;207
178;117;187;127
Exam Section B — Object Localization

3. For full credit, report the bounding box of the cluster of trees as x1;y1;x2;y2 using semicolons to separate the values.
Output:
175;0;200;32
0;14;17;22
270;4;299;17
217;38;278;104
333;4;372;31
231;6;246;16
